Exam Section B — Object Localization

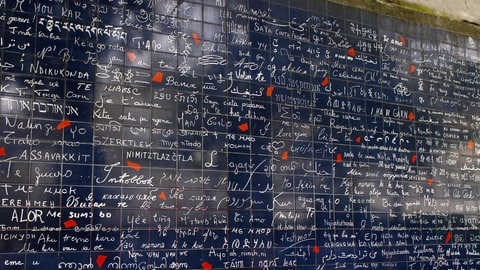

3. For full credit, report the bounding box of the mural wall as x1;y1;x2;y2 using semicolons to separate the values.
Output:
1;0;480;269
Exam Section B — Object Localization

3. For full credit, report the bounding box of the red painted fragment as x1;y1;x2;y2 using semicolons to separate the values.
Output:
321;77;330;87
445;231;452;244
411;154;417;164
266;85;275;97
427;178;434;187
347;47;356;57
127;161;142;172
63;219;77;229
409;64;416;74
202;261;212;270
96;255;108;268
238;122;249;132
408;112;415;121
468;139;475;150
56;119;71;130
127;52;137;62
152;71;164;83
192;32;201;45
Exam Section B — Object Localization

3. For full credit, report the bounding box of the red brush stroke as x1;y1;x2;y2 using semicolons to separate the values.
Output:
0;147;5;157
56;119;71;130
281;151;289;161
159;192;167;201
336;153;343;163
400;35;406;46
312;245;320;254
355;136;362;143
152;71;164;83
266;85;275;97
127;161;142;172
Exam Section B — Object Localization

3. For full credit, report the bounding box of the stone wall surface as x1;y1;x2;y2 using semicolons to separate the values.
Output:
331;0;480;37
403;0;480;24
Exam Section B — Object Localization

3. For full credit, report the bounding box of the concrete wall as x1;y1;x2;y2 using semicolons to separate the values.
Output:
331;0;480;38
403;0;480;25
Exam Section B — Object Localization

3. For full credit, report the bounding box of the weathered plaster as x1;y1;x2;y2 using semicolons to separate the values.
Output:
329;0;480;38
